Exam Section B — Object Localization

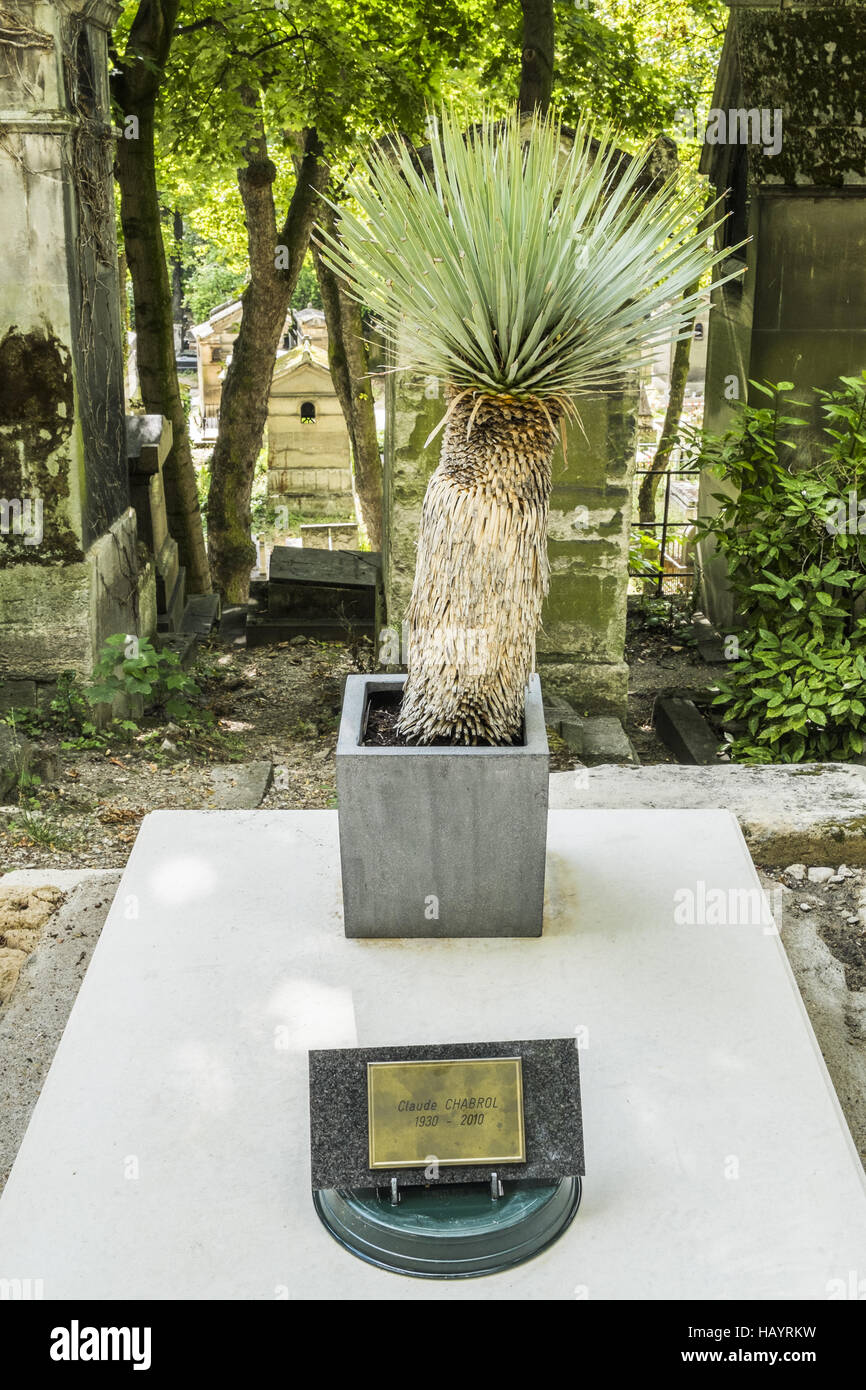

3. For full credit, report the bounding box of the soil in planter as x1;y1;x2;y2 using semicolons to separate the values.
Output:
362;690;520;748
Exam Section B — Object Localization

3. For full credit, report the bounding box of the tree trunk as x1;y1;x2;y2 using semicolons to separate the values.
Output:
170;207;184;353
518;0;555;115
112;1;211;594
398;392;559;744
637;324;695;527
312;199;382;548
206;123;326;602
637;296;697;594
118;248;129;393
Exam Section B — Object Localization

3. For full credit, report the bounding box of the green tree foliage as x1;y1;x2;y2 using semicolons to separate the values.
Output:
182;252;321;326
698;373;866;763
112;0;729;600
458;0;726;141
185;259;246;325
146;0;727;316
291;259;324;312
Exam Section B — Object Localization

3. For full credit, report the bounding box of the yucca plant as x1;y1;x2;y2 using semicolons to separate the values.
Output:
320;108;736;744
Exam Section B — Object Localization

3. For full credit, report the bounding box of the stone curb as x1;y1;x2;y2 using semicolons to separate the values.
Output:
550;763;866;866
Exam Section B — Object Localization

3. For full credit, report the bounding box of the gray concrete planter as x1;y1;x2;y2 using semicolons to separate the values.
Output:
336;673;549;938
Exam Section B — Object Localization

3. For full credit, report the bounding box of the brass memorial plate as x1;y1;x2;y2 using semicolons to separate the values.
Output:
367;1057;525;1169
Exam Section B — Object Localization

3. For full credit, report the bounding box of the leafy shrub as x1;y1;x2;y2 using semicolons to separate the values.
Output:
697;372;866;762
86;635;201;723
2;673;106;749
629;528;661;582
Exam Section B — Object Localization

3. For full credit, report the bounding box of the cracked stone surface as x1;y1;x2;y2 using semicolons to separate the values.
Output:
759;864;866;1167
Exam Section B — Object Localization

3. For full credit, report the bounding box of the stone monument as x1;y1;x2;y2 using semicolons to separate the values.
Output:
698;0;866;626
267;342;356;519
0;0;154;690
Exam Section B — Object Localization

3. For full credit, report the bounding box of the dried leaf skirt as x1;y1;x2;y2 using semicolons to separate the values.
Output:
398;392;560;745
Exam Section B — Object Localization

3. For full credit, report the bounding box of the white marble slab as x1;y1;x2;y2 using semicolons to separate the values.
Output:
1;808;864;1300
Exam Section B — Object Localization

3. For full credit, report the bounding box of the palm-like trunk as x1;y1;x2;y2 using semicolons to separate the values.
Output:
398;392;559;744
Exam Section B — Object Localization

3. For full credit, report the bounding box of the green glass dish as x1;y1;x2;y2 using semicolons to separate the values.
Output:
313;1176;581;1279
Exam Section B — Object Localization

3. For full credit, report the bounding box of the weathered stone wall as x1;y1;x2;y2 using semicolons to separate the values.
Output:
382;367;638;716
299;522;359;550
382;370;442;625
0;0;144;680
540;389;638;716
700;198;760;629
699;0;866;625
0;507;153;680
736;1;866;192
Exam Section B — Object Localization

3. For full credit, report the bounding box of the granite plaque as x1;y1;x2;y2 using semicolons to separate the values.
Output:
309;1038;583;1189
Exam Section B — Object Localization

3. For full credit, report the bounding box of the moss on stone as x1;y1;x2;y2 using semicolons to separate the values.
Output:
0;325;81;567
737;9;866;187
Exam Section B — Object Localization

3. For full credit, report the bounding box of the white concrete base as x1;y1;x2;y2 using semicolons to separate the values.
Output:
1;809;864;1300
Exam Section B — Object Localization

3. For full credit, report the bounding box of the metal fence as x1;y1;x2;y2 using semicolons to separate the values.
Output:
630;468;698;596
200;400;221;440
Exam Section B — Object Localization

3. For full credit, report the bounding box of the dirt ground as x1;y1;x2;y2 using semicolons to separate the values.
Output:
0;606;713;874
0;637;360;874
623;599;717;764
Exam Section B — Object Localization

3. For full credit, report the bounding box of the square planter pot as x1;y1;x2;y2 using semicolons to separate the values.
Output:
336;672;549;938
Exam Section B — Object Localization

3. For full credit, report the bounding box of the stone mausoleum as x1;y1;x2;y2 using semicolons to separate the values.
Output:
190;299;245;437
0;0;155;700
267;342;355;521
698;0;866;626
191;300;329;441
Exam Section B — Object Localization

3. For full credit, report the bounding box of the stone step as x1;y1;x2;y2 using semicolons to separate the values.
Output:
549;762;866;865
154;632;197;669
205;762;273;809
0;725;59;801
691;610;727;664
181;592;222;636
653;695;722;765
559;715;638;765
216;604;250;648
246;615;376;647
540;692;577;733
0;680;38;715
